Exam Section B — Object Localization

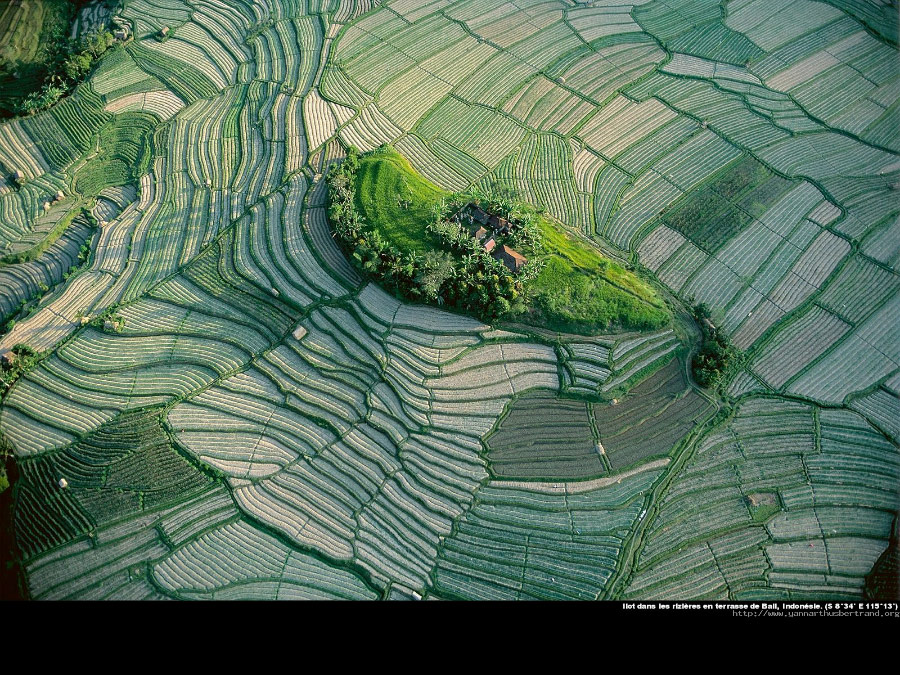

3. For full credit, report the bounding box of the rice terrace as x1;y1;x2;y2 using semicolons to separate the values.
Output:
0;0;897;603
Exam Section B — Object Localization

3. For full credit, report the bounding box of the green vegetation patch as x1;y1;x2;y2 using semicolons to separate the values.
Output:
74;111;156;195
0;0;73;115
13;453;94;559
529;241;670;333
691;303;742;389
335;145;670;333
2;213;95;333
487;357;712;477
663;156;794;253
827;0;898;46
486;393;605;480
1;204;85;265
633;0;764;65
0;343;46;395
0;438;24;598
74;159;130;195
128;40;220;105
353;145;444;254
12;407;211;558
0;1;117;117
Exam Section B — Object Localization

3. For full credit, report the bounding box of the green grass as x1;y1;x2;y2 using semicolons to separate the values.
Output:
499;204;670;332
536;216;664;301
353;148;445;254
749;501;781;523
351;146;671;334
529;256;670;333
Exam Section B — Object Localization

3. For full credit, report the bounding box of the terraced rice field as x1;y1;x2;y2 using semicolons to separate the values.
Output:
0;0;897;601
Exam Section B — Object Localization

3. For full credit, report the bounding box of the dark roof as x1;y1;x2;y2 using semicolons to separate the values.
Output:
471;207;489;225
488;214;509;230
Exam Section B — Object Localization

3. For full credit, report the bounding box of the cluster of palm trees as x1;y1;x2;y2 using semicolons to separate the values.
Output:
426;212;482;256
326;149;542;321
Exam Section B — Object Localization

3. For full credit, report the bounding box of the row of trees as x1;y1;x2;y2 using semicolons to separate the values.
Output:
327;148;542;321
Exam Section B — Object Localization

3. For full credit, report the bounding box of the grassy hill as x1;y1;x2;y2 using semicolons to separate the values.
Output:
353;147;443;254
529;218;670;333
348;146;671;333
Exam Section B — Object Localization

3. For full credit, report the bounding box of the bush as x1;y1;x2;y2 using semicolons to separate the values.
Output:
1;343;46;393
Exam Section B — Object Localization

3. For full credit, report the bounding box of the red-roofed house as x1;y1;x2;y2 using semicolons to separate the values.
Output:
494;245;527;272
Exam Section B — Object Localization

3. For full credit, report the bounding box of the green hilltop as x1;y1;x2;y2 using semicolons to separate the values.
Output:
332;145;671;334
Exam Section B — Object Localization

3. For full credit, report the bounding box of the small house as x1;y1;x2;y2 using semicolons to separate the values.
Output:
482;236;496;254
13;170;24;182
471;205;489;226
493;244;527;272
56;190;65;201
114;27;129;41
161;26;170;37
470;225;488;241
488;214;509;233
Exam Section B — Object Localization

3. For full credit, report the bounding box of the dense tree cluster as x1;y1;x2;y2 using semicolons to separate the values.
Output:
327;147;541;321
0;0;119;118
0;344;44;394
429;188;545;258
15;27;116;116
691;303;740;388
